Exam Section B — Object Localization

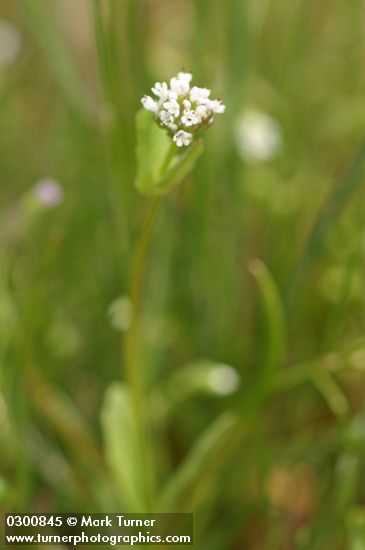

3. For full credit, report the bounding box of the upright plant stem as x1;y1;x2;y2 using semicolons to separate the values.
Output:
125;195;161;417
123;142;176;509
124;194;161;507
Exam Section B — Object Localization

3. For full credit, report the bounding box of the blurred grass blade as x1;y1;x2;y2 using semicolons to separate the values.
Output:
273;334;365;393
288;140;365;305
343;411;365;453
312;371;349;419
158;412;239;512
101;382;147;511
91;0;116;105
348;509;365;550
26;368;103;473
334;453;360;515
248;259;287;397
21;0;90;118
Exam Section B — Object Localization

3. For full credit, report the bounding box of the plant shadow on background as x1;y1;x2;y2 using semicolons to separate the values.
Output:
1;1;365;548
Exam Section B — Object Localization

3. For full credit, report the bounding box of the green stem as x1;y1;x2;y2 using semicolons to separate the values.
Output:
123;142;177;510
160;142;177;176
124;194;161;508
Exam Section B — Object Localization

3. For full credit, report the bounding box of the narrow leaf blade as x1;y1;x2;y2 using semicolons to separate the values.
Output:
247;259;287;406
158;412;239;511
101;382;146;511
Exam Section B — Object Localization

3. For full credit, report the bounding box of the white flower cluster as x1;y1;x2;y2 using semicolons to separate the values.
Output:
141;71;225;147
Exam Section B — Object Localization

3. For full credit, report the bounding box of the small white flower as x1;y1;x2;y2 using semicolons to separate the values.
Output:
208;99;225;114
181;109;200;127
159;110;174;126
196;105;208;118
190;86;211;103
166;90;178;101
151;81;169;100
141;95;158;112
235;110;282;163
163;98;180;117
182;99;191;109
178;71;193;83
173;130;193;147
170;76;190;96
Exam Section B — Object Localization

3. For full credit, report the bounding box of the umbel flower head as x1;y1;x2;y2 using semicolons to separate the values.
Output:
141;71;225;147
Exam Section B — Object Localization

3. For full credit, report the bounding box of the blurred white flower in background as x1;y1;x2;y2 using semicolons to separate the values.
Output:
207;364;240;396
108;297;132;331
235;109;283;163
165;360;241;407
0;21;22;66
47;311;82;360
33;178;64;208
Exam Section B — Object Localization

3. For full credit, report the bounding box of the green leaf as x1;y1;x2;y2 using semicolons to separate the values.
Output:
155;139;204;194
134;109;171;194
134;110;204;194
157;412;240;512
249;259;287;384
101;383;146;511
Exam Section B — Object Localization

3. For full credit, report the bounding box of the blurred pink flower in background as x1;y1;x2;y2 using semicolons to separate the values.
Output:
34;178;64;208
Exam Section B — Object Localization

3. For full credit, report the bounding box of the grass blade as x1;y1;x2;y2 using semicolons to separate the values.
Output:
26;368;103;473
157;412;239;512
248;259;287;403
21;0;90;118
288;141;365;306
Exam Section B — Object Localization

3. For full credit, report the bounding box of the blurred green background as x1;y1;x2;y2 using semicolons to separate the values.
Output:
1;0;365;548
